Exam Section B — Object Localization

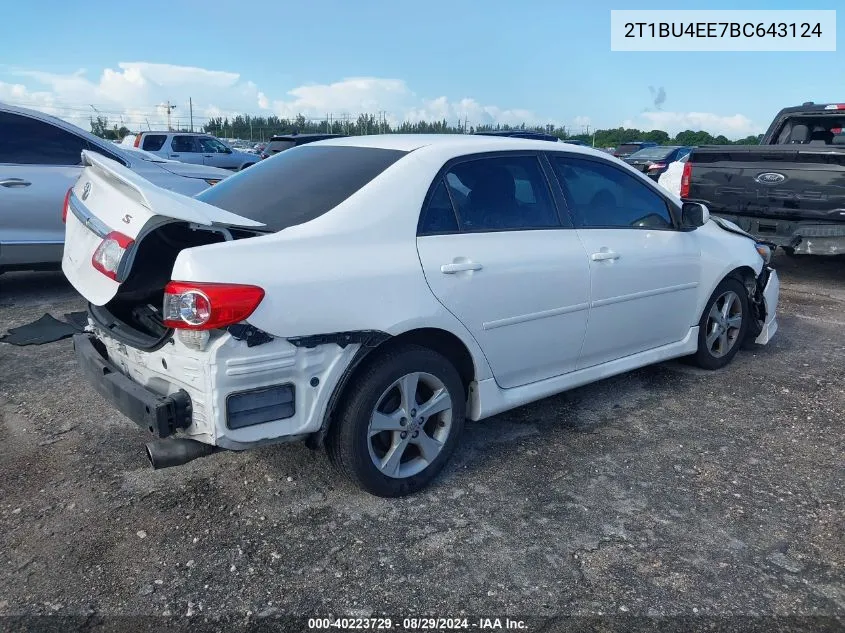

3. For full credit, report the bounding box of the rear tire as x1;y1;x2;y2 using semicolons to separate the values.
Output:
326;344;465;497
690;277;750;370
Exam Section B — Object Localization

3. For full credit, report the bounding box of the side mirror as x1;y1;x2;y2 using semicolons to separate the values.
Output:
681;202;709;229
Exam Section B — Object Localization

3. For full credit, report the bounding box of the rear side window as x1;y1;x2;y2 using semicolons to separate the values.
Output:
171;136;197;152
0;112;89;165
443;155;560;232
141;135;167;151
418;179;459;234
196;145;407;232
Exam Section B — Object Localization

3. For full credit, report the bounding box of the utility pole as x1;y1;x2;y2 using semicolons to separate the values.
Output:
189;97;194;132
161;100;177;131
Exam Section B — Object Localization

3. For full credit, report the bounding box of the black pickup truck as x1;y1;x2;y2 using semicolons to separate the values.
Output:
683;102;845;255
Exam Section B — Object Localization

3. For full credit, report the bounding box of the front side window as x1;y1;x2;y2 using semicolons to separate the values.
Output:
551;156;674;230
0;112;88;165
442;155;560;232
171;136;198;152
198;137;230;153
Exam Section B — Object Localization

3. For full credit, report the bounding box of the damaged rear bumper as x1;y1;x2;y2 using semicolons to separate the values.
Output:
73;333;192;437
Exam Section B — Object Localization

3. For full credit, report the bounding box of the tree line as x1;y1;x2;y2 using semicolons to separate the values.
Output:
89;112;764;146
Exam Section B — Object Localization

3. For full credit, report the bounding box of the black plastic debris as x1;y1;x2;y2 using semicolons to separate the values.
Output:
0;313;86;346
63;311;89;331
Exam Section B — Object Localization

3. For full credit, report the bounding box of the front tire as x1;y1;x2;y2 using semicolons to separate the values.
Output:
327;344;465;497
691;277;750;370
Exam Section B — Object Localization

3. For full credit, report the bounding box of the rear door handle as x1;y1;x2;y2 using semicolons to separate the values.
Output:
590;249;620;261
0;178;32;188
441;261;483;274
203;154;214;158
170;154;180;158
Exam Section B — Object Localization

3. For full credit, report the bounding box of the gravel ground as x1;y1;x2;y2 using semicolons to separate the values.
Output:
0;252;843;629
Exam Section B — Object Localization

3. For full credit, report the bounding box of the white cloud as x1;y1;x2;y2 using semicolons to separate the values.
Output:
0;61;760;139
0;63;560;134
623;110;760;137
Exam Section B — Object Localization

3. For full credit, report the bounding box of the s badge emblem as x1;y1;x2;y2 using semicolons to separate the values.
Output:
122;214;132;224
81;181;91;200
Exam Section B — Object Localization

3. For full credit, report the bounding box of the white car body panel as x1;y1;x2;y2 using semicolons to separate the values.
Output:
62;151;261;305
573;227;700;369
417;230;590;388
62;134;779;454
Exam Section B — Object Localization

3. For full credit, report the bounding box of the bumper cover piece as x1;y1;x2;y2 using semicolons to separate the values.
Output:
73;334;192;438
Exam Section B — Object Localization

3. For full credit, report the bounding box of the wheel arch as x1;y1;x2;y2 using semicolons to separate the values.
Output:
307;326;481;449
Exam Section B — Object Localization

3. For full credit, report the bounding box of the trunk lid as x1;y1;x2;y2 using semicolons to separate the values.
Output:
62;150;265;306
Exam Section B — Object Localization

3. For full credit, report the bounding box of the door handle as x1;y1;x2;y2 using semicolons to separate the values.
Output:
0;178;32;188
590;249;620;261
203;154;214;158
441;261;483;274
170;154;180;157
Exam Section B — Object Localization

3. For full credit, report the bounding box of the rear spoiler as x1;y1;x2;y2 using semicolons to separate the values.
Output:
81;150;266;229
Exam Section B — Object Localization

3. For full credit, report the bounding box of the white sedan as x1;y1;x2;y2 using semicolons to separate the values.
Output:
62;135;779;497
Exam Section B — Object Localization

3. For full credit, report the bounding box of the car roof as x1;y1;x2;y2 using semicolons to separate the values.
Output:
269;133;346;141
139;131;210;136
0;101;131;156
315;133;611;159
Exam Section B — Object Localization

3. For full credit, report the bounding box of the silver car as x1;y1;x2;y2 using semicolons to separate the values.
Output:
0;104;233;273
124;132;259;171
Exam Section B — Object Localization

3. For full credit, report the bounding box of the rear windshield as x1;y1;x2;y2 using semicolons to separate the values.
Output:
628;146;677;160
616;144;646;154
265;140;296;153
196;145;407;232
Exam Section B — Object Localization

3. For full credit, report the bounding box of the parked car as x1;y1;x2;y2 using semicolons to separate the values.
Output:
613;141;658;158
560;139;588;146
474;130;559;142
684;102;845;255
63;135;779;497
0;103;232;273
260;133;347;159
124;132;259;171
625;145;692;180
657;152;689;197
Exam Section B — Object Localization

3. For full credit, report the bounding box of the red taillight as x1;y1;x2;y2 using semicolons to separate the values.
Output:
91;231;134;281
680;161;692;198
62;188;72;223
133;134;142;148
824;104;845;110
162;282;265;331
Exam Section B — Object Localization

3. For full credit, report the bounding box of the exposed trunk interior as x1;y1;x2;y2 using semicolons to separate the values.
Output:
89;222;261;350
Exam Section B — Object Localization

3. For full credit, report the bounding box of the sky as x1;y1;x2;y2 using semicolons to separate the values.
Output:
0;0;840;139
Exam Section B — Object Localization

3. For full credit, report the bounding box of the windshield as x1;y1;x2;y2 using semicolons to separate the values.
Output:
627;146;678;160
196;145;407;232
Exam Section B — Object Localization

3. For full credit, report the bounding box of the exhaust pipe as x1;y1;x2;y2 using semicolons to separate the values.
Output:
145;438;216;470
